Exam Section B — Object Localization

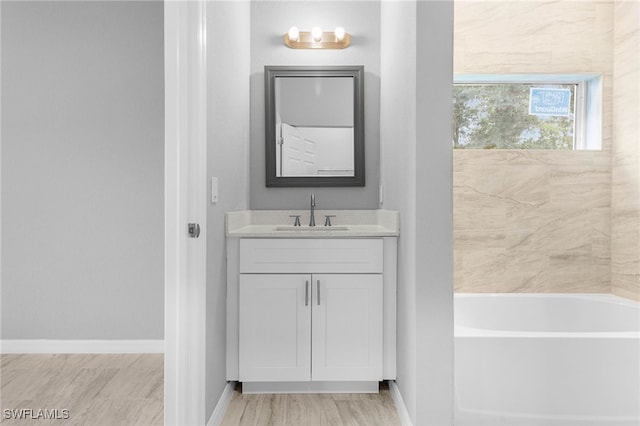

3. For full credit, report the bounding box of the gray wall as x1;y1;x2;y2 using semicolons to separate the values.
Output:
381;1;454;425
1;1;164;339
380;1;418;420
205;0;250;420
205;2;454;424
414;2;454;423
277;76;353;126
249;1;380;210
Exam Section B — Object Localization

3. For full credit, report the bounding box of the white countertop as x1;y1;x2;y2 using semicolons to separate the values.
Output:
226;210;399;238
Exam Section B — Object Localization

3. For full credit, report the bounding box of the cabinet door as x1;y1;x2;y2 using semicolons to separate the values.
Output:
312;274;383;381
239;274;311;381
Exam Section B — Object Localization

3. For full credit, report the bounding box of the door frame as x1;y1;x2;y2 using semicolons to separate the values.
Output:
164;0;208;424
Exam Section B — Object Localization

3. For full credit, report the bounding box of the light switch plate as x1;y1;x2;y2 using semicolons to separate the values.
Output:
211;177;219;203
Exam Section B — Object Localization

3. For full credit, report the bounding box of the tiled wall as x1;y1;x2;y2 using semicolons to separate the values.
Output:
612;0;640;301
453;1;614;293
454;150;611;293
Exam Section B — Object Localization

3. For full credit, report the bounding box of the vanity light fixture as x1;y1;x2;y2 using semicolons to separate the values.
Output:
284;26;351;49
288;26;300;42
311;26;323;42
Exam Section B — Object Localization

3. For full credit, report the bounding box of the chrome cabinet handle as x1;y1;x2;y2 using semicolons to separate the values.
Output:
317;280;320;305
305;280;309;306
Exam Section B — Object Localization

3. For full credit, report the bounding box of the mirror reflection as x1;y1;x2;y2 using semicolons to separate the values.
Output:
265;66;364;187
275;76;355;177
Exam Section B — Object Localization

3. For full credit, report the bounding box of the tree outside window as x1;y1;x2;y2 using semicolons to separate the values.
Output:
452;83;577;149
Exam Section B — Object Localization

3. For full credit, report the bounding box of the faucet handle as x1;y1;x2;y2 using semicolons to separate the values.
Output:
289;215;301;226
324;215;336;227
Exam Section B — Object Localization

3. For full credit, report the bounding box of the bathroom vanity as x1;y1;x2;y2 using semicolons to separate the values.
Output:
225;209;399;393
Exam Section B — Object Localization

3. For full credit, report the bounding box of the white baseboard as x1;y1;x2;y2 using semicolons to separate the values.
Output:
389;380;413;426
207;382;236;426
0;339;164;354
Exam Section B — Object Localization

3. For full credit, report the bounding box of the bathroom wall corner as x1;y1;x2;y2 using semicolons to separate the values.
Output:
612;0;640;302
205;0;251;421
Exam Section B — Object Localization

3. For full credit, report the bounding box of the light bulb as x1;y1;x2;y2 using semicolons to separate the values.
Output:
288;26;299;42
312;26;323;42
334;27;346;41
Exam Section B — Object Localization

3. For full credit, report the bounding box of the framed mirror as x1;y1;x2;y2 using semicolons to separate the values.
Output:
265;65;364;187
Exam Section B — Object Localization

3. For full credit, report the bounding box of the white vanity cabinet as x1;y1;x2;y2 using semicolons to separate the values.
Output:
310;274;383;381
227;235;397;393
239;274;311;382
239;273;382;382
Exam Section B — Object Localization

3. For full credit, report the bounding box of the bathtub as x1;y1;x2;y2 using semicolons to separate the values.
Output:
454;293;640;426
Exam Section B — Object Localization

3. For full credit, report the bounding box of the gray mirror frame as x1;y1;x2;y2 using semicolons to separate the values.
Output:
265;65;365;187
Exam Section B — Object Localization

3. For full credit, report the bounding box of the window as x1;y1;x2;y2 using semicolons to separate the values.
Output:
453;75;602;150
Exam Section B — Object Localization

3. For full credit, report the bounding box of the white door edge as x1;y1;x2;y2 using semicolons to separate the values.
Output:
164;1;208;425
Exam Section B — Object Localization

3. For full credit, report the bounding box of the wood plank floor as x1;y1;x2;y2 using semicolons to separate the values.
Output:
220;382;401;426
0;354;163;425
2;355;400;426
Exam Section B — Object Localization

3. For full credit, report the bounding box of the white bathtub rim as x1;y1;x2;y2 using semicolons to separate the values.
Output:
454;293;640;338
455;325;640;338
455;292;638;307
454;293;640;426
455;405;640;426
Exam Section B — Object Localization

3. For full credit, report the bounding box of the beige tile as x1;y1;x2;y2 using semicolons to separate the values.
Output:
454;207;506;231
454;148;613;294
612;276;640;302
453;0;639;299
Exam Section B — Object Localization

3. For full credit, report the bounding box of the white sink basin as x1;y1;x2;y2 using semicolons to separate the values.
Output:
275;225;350;231
225;210;399;237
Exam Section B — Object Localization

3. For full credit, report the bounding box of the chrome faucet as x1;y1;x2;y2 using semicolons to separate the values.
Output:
309;193;316;227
